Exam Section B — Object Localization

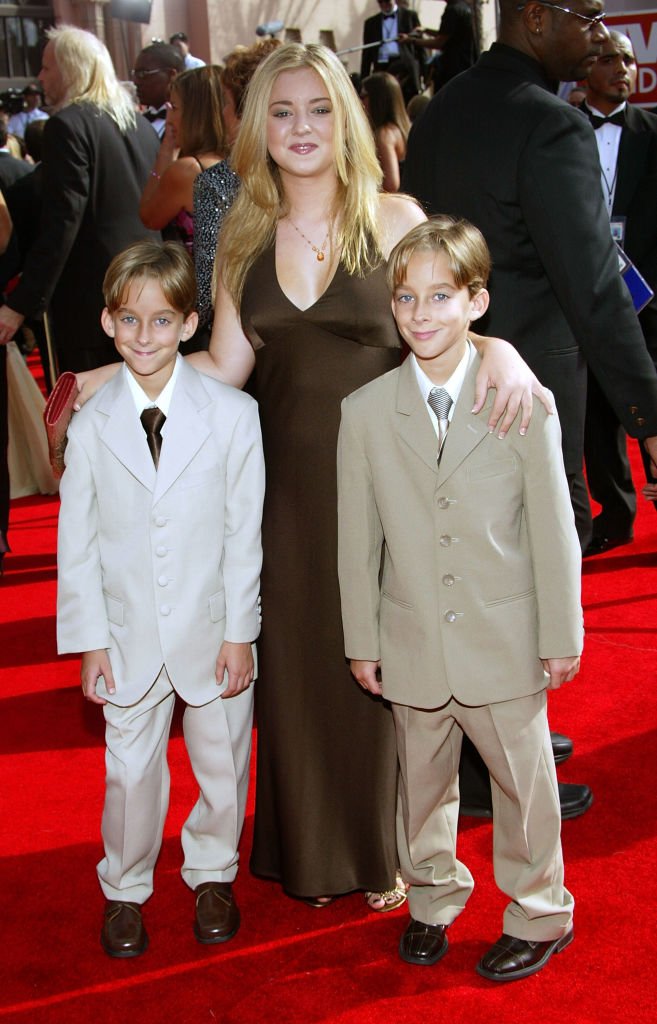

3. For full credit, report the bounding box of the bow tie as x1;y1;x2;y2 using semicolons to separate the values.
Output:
587;109;625;130
382;12;397;19
143;106;168;123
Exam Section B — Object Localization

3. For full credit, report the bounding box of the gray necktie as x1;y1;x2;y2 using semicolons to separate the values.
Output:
140;407;166;468
427;387;453;457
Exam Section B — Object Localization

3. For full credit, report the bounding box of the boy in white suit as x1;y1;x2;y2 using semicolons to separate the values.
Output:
337;218;583;982
57;241;265;958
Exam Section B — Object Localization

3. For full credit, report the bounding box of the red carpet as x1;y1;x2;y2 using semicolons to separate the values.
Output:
1;453;656;1023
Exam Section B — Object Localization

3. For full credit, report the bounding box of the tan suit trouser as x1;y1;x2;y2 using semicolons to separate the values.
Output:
97;666;253;904
393;691;574;941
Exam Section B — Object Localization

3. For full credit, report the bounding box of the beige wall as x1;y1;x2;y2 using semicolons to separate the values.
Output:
51;1;497;78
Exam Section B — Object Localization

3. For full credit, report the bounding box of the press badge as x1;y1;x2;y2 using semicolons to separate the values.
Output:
610;217;626;245
616;242;654;313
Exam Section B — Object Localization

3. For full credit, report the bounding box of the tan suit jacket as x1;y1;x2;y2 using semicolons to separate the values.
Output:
337;351;583;710
57;359;265;707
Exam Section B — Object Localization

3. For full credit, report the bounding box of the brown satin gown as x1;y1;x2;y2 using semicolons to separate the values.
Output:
241;245;402;897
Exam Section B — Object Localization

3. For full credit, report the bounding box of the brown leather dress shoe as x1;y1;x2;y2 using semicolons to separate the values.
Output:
101;901;148;958
476;928;573;981
399;918;448;965
194;882;240;944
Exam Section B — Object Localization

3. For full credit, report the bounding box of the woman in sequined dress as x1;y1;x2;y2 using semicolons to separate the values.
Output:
193;39;280;329
139;66;225;261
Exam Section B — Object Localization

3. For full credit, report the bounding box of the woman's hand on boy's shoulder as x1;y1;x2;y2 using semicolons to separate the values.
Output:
73;363;121;410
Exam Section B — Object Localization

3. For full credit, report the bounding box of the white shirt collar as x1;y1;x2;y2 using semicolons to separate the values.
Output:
584;99;627;118
123;353;180;416
412;341;473;434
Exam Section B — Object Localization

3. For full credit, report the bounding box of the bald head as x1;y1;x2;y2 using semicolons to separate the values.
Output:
498;1;609;83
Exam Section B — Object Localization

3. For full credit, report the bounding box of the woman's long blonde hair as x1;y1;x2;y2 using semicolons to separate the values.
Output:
217;43;384;307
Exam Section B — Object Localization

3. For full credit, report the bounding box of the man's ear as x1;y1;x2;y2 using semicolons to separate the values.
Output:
469;288;490;321
520;1;548;37
179;311;199;343
101;308;115;337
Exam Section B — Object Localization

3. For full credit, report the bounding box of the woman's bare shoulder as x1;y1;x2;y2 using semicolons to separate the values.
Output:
377;192;427;256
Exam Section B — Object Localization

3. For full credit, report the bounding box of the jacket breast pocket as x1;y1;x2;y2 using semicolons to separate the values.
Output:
178;466;222;491
466;457;517;483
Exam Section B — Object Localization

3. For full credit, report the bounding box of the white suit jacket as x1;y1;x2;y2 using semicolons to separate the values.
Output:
337;351;583;710
57;359;265;707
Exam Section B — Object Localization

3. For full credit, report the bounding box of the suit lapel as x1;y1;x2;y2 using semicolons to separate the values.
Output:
614;107;651;215
152;360;212;504
97;371;156;489
395;357;442;475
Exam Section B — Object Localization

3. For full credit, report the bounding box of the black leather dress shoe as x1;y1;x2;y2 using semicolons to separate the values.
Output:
194;882;240;944
559;781;593;819
550;731;572;765
399;918;448;966
476;928;573;981
583;534;632;557
460;781;593;820
101;901;148;958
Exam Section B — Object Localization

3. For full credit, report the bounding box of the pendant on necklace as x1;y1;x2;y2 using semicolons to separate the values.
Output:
316;251;325;262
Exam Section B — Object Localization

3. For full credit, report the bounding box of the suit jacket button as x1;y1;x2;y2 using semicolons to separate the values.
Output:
439;535;452;547
160;604;171;616
157;574;168;587
444;610;457;623
442;574;455;586
438;497;450;509
636;417;645;426
156;545;167;557
155;515;166;527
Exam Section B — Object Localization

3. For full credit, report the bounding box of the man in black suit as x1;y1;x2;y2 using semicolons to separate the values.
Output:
132;42;183;140
361;0;422;102
581;31;657;554
404;0;657;521
0;26;160;373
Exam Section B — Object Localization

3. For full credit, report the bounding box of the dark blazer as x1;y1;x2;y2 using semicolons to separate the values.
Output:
403;43;657;473
0;151;32;195
361;7;422;96
611;103;657;357
8;103;160;373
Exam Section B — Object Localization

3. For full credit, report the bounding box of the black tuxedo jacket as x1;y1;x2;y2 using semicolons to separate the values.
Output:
0;152;32;195
8;103;160;372
403;43;657;472
613;104;657;355
361;8;421;93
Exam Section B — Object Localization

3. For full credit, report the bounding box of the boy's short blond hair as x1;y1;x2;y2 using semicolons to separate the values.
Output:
387;216;491;298
103;240;197;317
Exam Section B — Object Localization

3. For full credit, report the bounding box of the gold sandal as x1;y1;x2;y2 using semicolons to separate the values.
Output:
365;873;409;913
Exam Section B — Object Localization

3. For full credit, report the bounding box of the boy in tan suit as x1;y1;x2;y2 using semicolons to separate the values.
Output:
57;241;265;957
337;217;582;982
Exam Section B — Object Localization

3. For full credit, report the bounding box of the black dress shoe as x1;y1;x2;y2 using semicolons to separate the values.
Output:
460;781;593;820
550;731;572;765
101;901;148;958
559;781;593;819
194;881;240;944
399;918;448;966
476;928;573;981
583;534;632;557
